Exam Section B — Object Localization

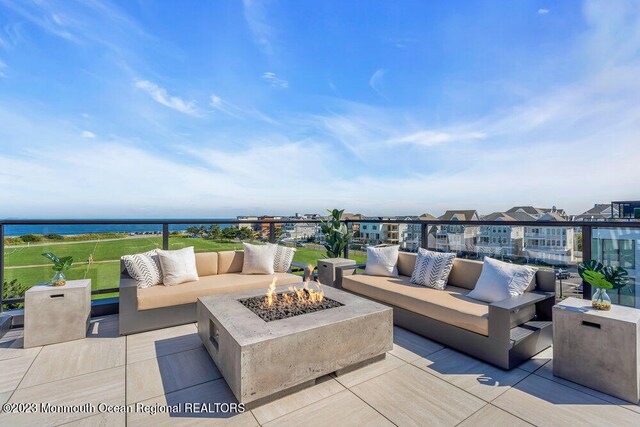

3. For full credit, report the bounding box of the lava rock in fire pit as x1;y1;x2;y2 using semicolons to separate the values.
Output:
238;291;344;322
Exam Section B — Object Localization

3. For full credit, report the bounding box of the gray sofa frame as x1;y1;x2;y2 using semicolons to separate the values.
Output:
336;263;555;370
119;260;310;336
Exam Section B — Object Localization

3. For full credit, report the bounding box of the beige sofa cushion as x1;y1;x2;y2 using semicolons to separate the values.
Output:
218;250;244;274
447;258;484;290
137;272;302;310
342;274;534;336
397;252;417;277
195;252;218;276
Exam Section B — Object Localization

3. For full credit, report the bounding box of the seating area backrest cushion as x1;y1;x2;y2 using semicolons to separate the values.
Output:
121;250;163;288
271;244;296;272
195;252;218;276
365;245;399;277
397;252;417;277
447;258;484;290
217;250;244;274
242;243;277;274
156;246;199;286
535;269;555;292
467;257;537;303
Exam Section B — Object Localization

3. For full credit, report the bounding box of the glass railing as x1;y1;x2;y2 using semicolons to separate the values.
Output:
592;227;638;308
2;218;639;311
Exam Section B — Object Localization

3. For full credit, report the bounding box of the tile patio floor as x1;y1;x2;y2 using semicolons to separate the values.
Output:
0;314;639;426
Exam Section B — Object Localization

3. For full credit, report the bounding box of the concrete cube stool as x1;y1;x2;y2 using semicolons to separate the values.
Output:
317;258;356;288
24;279;91;348
553;297;640;403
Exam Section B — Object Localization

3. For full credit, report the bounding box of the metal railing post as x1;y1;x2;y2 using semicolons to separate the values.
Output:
582;225;592;300
162;223;169;250
343;220;350;259
0;223;4;313
421;223;428;250
269;223;275;243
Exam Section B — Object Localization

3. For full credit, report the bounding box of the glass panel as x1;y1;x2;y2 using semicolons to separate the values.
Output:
168;223;245;252
592;227;639;308
2;223;162;309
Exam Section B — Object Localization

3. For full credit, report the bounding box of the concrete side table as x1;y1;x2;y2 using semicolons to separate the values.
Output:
317;258;356;288
553;297;640;403
24;279;91;348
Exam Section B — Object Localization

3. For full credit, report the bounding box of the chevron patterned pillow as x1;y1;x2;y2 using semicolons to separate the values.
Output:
410;248;456;290
270;244;297;272
122;250;163;288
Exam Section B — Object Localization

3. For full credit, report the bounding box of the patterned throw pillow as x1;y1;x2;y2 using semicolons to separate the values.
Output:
121;250;163;288
271;244;296;272
410;248;456;290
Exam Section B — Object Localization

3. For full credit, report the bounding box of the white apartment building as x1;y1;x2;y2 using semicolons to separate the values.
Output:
281;214;320;240
434;210;480;252
505;207;575;266
477;212;525;257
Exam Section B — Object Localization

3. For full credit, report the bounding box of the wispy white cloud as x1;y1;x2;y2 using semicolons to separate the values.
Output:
538;8;550;15
135;80;200;116
389;131;487;147
81;130;96;139
262;72;288;88
369;69;386;95
243;0;274;55
209;94;242;119
0;59;5;77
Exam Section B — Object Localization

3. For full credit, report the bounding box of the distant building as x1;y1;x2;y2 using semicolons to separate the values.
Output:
611;201;640;219
477;212;525;257
281;213;320;240
435;210;480;252
574;204;618;221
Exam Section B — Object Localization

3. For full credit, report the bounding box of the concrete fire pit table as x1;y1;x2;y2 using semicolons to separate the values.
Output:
197;282;393;407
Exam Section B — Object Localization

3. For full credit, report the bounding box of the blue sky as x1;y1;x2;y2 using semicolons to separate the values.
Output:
0;0;638;218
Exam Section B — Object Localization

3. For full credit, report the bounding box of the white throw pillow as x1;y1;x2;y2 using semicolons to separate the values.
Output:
155;246;199;286
269;244;296;273
242;243;277;274
365;245;399;277
467;257;537;303
410;248;456;290
121;250;162;288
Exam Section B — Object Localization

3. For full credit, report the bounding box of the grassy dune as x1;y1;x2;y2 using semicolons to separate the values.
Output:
4;236;366;300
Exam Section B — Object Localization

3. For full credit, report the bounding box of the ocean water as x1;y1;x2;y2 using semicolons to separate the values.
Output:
3;221;235;237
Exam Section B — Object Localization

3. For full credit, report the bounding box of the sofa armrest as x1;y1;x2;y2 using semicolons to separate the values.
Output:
335;264;366;288
119;274;139;323
490;291;554;312
488;291;555;344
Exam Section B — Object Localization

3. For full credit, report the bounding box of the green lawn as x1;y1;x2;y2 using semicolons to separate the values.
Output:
3;236;365;302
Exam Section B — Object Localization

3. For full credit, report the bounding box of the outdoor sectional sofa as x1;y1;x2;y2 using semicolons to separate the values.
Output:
119;250;304;335
336;252;555;370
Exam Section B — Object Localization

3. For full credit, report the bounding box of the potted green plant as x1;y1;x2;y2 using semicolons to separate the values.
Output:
578;260;629;310
41;252;73;286
320;209;353;258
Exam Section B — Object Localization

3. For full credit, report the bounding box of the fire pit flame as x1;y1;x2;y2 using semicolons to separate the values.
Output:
264;277;277;307
261;277;325;310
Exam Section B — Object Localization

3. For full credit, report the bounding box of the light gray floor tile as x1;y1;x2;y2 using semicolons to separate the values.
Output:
351;363;485;426
127;379;258;426
61;411;126;426
126;323;201;364
0;352;38;393
0;390;12;406
264;389;394;427
127;346;221;404
20;335;125;388
412;347;530;401
493;374;640;426
535;360;640;413
0;329;41;362
388;326;444;362
517;346;553;373
252;376;345;425
0;366;125;426
333;353;405;388
458;404;533;427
